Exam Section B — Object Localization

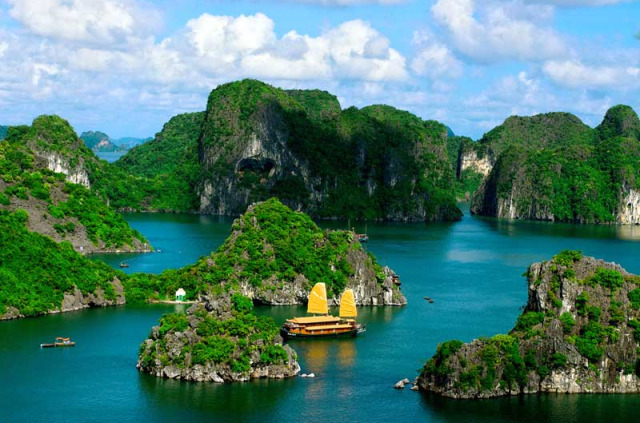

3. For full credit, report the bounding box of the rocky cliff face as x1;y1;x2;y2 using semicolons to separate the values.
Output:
137;295;300;383
195;80;460;222
236;261;405;307
44;153;90;187
459;149;493;178
418;252;640;398
471;106;640;224
22;116;95;188
618;183;640;225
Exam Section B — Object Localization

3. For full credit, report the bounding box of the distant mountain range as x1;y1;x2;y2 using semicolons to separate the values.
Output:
79;131;151;153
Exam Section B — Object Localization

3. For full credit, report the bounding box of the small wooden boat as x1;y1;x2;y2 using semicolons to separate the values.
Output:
41;337;75;348
280;284;364;339
356;234;369;243
119;262;130;268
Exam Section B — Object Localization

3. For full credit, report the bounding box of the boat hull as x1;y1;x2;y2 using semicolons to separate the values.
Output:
280;327;361;339
40;343;75;348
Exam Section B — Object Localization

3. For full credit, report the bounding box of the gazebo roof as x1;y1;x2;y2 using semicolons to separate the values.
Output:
175;288;186;296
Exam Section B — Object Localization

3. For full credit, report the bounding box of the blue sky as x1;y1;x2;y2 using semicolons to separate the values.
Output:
0;0;638;139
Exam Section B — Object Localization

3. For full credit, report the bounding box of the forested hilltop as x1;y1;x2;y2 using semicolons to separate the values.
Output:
0;119;149;253
450;105;640;224
115;79;462;222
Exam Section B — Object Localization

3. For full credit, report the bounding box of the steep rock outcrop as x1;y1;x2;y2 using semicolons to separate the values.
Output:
0;118;150;253
195;80;460;222
418;252;640;398
200;199;407;306
471;106;640;224
137;295;300;383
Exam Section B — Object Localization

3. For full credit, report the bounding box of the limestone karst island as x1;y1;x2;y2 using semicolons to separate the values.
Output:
2;1;640;422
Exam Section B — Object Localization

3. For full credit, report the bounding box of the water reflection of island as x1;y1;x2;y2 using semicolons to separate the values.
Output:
420;390;640;423
616;224;640;241
478;214;640;241
139;373;294;420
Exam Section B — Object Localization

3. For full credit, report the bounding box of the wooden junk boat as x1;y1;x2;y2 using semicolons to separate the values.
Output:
41;337;75;348
280;283;365;339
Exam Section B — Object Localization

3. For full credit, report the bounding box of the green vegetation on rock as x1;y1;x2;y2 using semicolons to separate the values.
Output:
125;198;403;304
116;79;460;221
114;112;205;211
137;294;299;382
0;128;148;251
471;106;640;223
0;209;122;317
418;252;640;398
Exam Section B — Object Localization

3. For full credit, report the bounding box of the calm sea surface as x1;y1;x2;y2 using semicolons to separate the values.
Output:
95;151;127;163
3;206;640;422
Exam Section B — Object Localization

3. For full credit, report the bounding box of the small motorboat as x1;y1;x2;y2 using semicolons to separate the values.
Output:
41;337;75;348
119;262;130;268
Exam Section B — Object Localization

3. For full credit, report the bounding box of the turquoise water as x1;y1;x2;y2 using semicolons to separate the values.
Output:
95;151;127;162
3;207;640;422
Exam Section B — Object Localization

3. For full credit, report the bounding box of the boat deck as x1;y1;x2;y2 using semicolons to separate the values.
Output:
287;316;341;324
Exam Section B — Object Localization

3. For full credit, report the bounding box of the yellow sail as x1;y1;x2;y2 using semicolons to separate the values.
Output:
339;289;357;318
307;283;328;314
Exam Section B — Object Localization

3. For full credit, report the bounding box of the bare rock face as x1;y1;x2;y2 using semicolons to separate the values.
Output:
44;153;91;188
137;296;300;383
59;278;126;313
418;252;640;399
459;149;494;178
618;183;640;225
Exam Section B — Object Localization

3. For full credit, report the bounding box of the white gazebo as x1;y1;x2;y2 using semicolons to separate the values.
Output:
175;288;186;302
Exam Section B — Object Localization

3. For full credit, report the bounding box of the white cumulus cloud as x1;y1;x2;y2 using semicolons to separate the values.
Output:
543;60;640;89
431;0;566;62
181;14;407;82
411;31;463;80
7;0;161;44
